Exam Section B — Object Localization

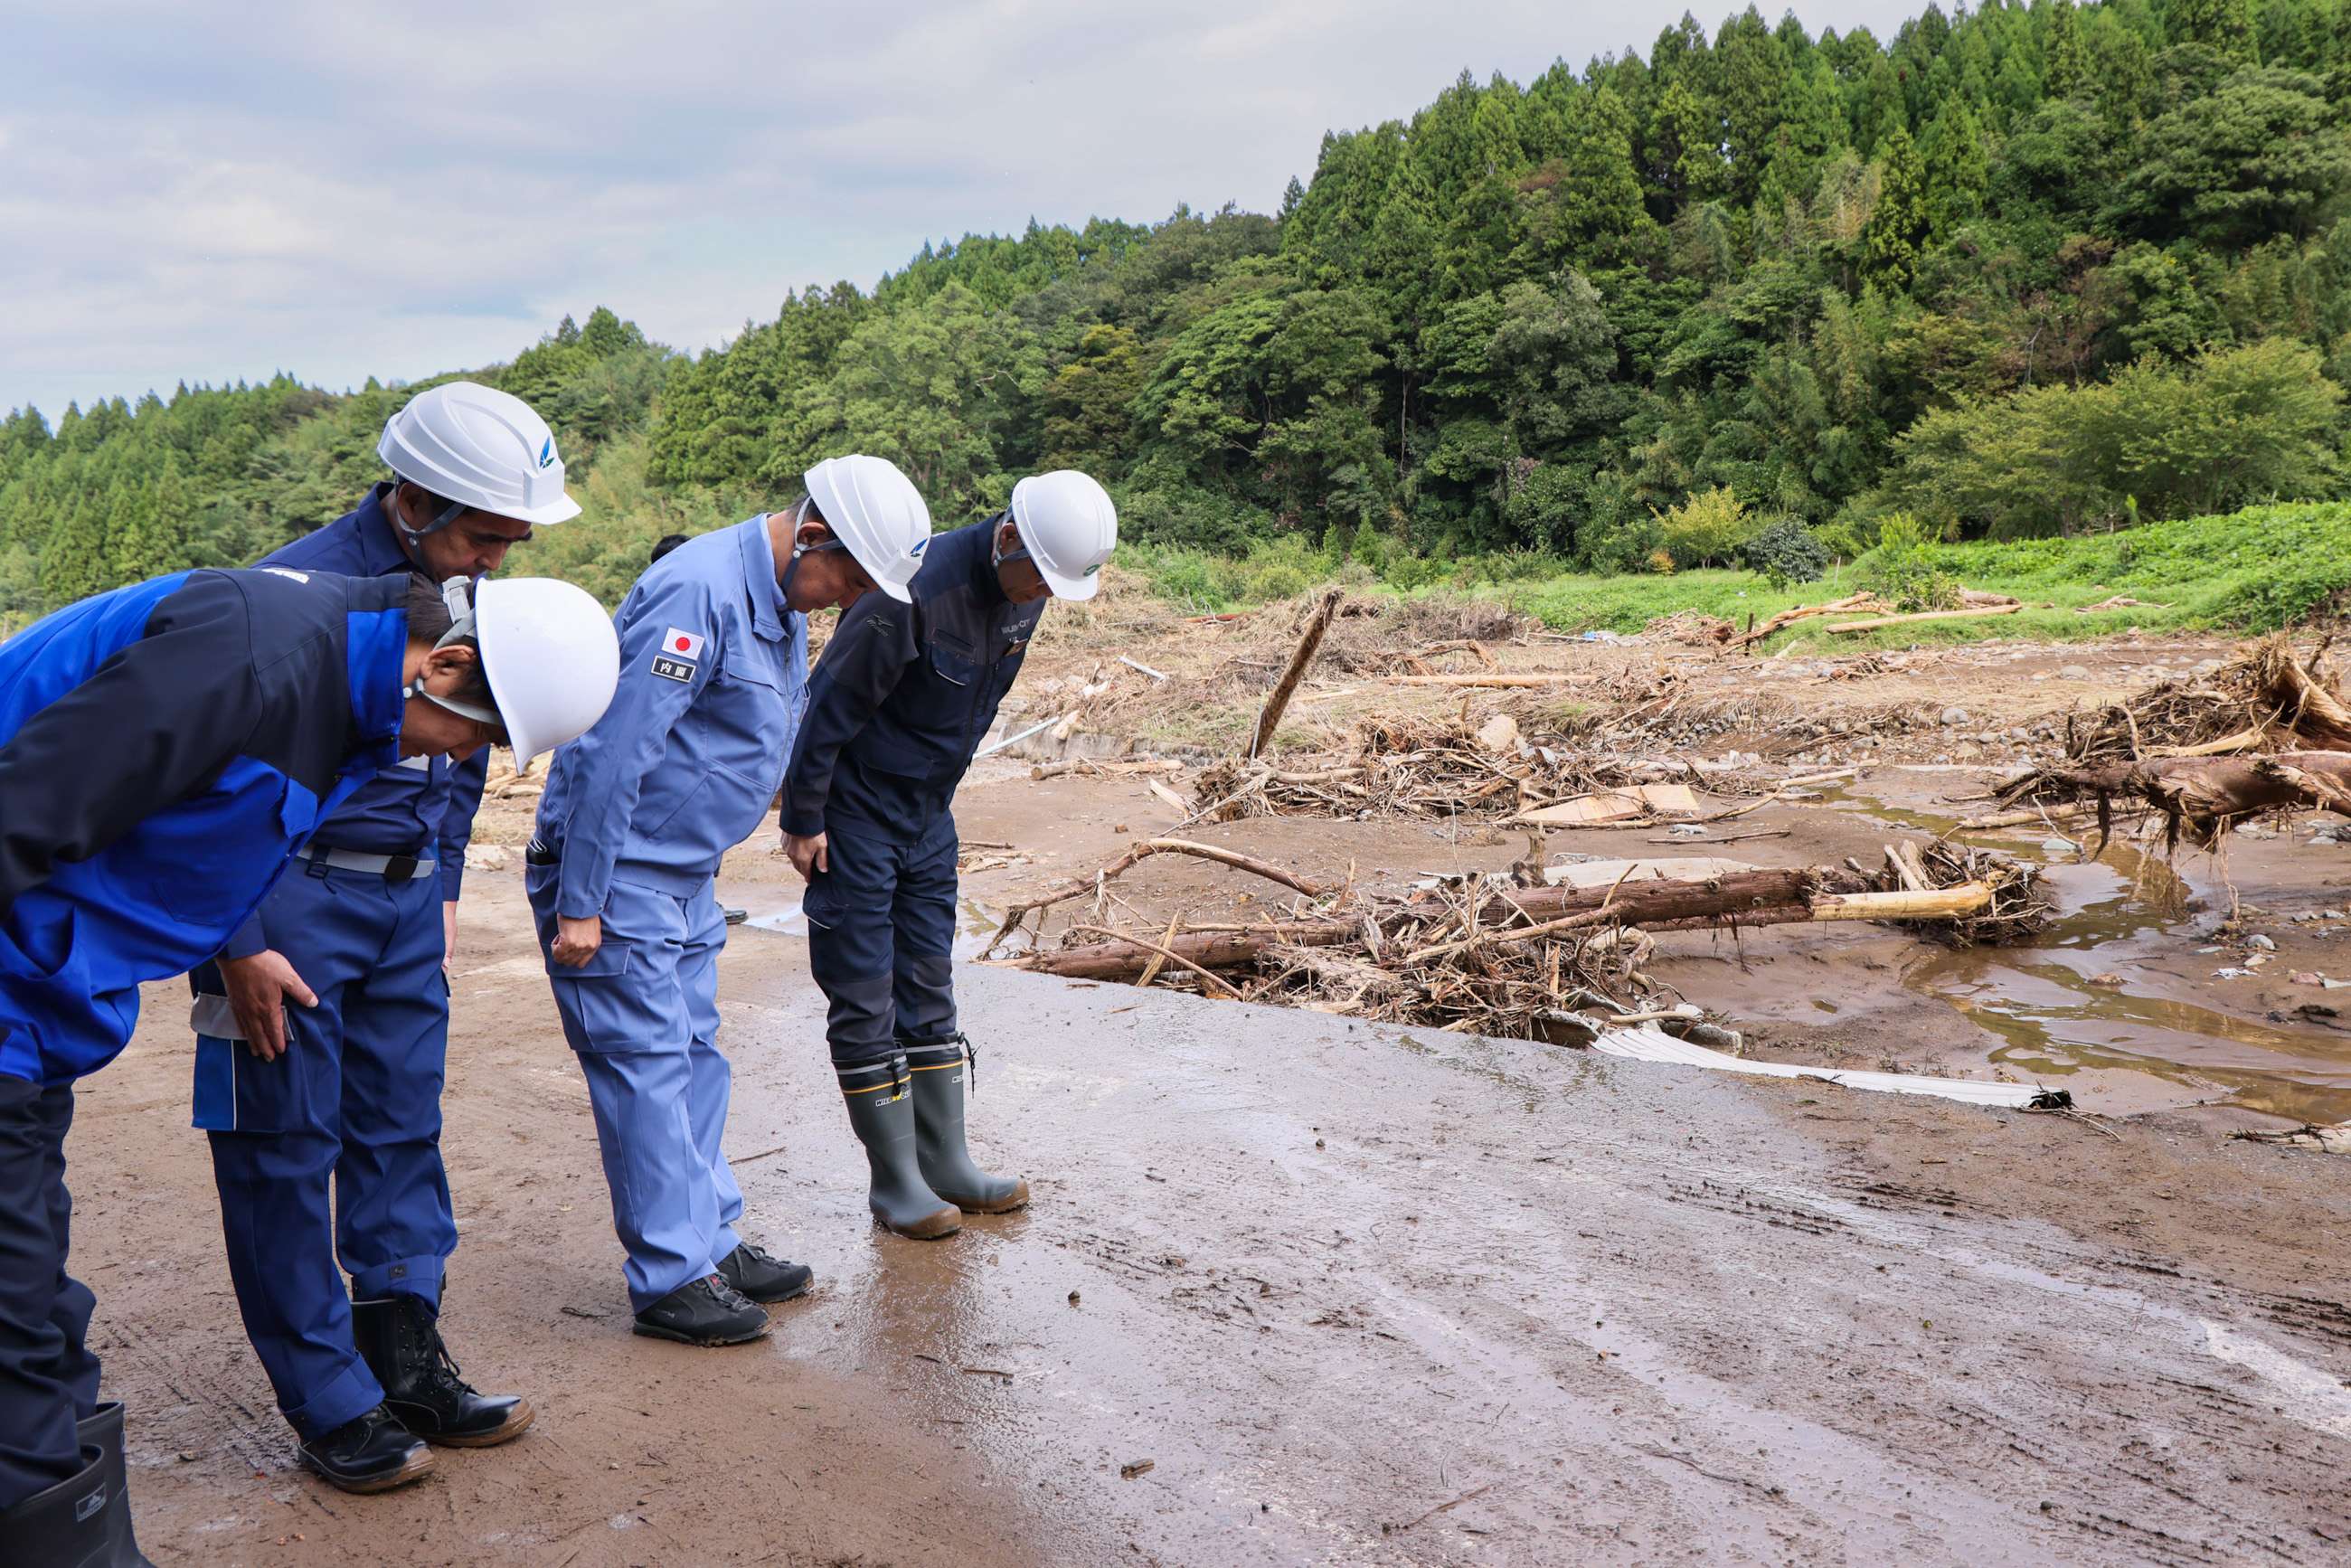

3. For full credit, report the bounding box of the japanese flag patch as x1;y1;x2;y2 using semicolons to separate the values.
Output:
650;627;704;683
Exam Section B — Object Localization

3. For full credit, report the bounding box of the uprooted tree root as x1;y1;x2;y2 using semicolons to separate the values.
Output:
985;836;2048;1044
2053;633;2351;764
1995;751;2351;855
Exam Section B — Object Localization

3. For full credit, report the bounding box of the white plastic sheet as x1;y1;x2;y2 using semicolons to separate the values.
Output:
1584;1025;2052;1108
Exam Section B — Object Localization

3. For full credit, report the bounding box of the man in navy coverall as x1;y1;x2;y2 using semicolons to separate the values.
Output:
779;472;1118;1241
0;564;614;1561
191;383;589;1493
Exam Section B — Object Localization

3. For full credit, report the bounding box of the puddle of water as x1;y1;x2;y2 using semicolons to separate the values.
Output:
1822;782;2351;1123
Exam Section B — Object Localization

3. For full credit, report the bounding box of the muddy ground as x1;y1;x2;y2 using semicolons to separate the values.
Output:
63;621;2351;1564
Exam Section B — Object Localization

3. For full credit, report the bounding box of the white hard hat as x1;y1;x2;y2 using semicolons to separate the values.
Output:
803;455;932;603
1009;470;1119;600
379;382;583;529
471;579;619;763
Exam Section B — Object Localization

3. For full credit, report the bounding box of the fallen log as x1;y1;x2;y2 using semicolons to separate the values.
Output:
1006;872;1995;983
1381;673;1575;687
1731;593;1885;647
979;837;1325;955
1250;586;1345;758
1825;604;2022;635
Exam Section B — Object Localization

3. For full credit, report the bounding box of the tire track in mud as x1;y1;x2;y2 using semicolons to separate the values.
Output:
871;973;2351;1564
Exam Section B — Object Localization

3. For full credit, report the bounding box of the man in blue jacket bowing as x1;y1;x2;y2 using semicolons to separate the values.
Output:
0;565;616;1563
193;382;590;1496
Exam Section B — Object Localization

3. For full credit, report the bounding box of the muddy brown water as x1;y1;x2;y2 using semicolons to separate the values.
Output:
1803;778;2351;1126
70;860;2351;1565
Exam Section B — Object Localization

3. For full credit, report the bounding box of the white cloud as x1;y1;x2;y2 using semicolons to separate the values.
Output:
0;0;1930;417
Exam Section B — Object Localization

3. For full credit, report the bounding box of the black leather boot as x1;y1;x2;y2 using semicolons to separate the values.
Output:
0;1438;107;1567
298;1404;432;1494
905;1035;1028;1214
350;1294;533;1447
837;1053;960;1239
715;1242;813;1304
74;1403;156;1567
632;1274;770;1346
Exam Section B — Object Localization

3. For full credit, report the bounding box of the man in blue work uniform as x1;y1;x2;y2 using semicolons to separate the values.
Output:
192;383;594;1493
780;471;1119;1240
0;565;617;1563
530;454;933;1346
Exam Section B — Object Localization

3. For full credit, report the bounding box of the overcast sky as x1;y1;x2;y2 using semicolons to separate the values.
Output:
0;0;1926;420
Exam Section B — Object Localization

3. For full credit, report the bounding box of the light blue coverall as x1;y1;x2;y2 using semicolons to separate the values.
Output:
524;518;807;1311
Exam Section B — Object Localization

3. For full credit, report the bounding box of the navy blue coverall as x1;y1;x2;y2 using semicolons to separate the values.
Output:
189;483;490;1441
779;516;1044;1068
526;517;808;1311
0;568;409;1507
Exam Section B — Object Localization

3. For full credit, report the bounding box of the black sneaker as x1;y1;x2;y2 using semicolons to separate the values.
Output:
298;1405;433;1494
715;1242;814;1304
632;1274;770;1346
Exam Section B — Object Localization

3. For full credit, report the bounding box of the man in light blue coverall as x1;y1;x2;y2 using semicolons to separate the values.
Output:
191;383;590;1493
528;454;933;1346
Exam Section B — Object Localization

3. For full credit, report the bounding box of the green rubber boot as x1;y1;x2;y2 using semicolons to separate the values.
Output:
905;1035;1029;1214
838;1053;960;1239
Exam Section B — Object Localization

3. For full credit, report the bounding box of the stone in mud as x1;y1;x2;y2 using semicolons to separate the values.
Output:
1474;713;1519;752
2292;972;2326;987
2059;665;2090;679
1940;706;1969;726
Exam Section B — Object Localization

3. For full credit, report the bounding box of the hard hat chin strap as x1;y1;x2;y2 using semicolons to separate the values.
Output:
990;511;1033;569
401;576;502;726
391;481;470;551
777;496;847;600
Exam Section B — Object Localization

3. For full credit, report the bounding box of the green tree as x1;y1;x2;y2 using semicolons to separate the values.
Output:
2112;67;2351;248
1863;126;1931;290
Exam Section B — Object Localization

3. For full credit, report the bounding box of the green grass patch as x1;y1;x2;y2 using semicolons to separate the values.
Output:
1502;502;2351;653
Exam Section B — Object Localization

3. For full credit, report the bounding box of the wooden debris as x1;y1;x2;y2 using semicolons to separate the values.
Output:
996;847;2044;1040
1998;751;2351;855
981;837;1324;954
1825;604;2022;634
1509;783;1700;827
1249;586;1345;758
1381;673;1576;687
1731;592;1888;647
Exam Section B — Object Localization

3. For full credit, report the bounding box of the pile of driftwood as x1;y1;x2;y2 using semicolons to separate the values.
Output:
1185;713;1786;824
2058;634;2351;764
2000;636;2351;852
979;839;2047;1040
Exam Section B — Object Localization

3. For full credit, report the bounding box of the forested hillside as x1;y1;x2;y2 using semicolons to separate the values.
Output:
8;0;2351;618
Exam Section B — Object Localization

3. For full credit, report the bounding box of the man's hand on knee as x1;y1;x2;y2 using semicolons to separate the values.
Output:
784;832;829;880
217;949;318;1063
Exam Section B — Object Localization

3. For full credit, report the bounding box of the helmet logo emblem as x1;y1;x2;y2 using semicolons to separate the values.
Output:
537;438;556;468
909;537;928;557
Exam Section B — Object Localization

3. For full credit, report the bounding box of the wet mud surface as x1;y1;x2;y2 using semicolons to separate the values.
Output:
66;848;2351;1564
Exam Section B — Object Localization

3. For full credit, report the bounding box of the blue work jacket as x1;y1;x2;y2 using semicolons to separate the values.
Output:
533;517;807;919
779;515;1043;846
0;569;409;1085
247;481;487;911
